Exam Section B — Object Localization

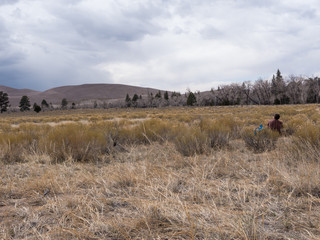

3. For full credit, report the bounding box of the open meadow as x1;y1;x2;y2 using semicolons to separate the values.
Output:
1;105;320;239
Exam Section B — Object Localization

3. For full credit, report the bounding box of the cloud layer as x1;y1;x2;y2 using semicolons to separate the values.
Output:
1;0;320;92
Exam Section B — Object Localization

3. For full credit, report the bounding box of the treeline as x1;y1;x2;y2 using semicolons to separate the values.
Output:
1;69;320;112
0;94;75;113
211;70;320;106
124;69;320;108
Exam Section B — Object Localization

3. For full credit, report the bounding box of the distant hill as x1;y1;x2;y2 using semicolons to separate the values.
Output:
0;85;40;97
0;83;166;107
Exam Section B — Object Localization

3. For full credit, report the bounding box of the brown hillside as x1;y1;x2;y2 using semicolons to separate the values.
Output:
0;85;40;97
0;84;164;107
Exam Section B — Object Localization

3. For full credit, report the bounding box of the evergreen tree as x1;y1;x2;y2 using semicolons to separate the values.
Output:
164;91;169;100
41;99;49;108
131;94;139;107
125;94;131;107
132;93;139;102
155;90;162;98
271;69;286;104
171;91;181;98
187;92;197;106
33;103;41;113
61;98;68;109
125;94;131;102
271;75;278;98
19;95;31;111
0;91;9;113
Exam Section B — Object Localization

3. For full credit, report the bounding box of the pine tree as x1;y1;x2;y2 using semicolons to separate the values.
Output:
271;75;277;96
41;99;49;108
132;94;139;102
19;95;31;111
33;103;41;113
171;91;181;98
187;92;197;106
125;94;131;107
271;69;286;104
61;98;68;109
164;91;169;100
0;91;9;113
155;90;162;98
132;94;139;107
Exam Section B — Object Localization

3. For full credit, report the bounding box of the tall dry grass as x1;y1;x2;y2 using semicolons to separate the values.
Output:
1;105;320;239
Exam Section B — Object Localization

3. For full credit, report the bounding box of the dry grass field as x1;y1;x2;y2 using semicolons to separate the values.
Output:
1;105;320;239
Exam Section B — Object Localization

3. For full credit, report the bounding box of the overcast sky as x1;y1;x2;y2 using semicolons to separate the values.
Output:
0;0;320;92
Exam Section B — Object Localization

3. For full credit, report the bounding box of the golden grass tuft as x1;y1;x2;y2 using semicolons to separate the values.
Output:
173;124;207;156
294;121;320;147
43;124;109;162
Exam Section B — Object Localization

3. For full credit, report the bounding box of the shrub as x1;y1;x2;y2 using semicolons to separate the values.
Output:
293;122;320;147
44;124;109;162
285;114;308;135
100;120;135;147
0;132;33;163
137;119;172;143
242;127;279;153
173;125;207;156
199;118;231;149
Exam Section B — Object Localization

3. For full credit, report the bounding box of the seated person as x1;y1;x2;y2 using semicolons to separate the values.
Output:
268;113;283;134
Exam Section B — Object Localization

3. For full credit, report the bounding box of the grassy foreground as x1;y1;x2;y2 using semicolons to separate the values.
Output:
0;105;320;239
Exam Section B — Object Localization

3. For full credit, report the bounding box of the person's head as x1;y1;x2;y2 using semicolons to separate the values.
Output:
274;114;280;120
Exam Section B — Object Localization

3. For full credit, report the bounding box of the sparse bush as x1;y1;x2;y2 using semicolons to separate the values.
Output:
293;121;320;147
44;124;110;162
200;118;231;149
242;127;279;153
285;114;308;135
0;130;37;163
173;125;207;156
137;119;172;143
217;116;242;138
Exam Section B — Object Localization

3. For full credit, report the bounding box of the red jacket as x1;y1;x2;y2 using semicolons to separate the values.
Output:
268;119;283;133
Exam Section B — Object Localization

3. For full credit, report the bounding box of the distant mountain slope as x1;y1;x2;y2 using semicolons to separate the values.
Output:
0;83;165;107
0;85;40;97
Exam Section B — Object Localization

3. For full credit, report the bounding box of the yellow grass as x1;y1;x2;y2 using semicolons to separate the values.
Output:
0;105;320;239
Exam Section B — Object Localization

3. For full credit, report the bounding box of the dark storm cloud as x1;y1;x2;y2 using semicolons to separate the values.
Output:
0;53;24;68
0;71;21;88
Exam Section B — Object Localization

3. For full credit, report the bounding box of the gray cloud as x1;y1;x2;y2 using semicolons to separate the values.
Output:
53;7;161;42
0;0;19;6
0;0;320;92
0;17;25;70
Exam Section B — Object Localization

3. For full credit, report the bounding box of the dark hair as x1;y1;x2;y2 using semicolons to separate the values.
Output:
274;114;280;120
